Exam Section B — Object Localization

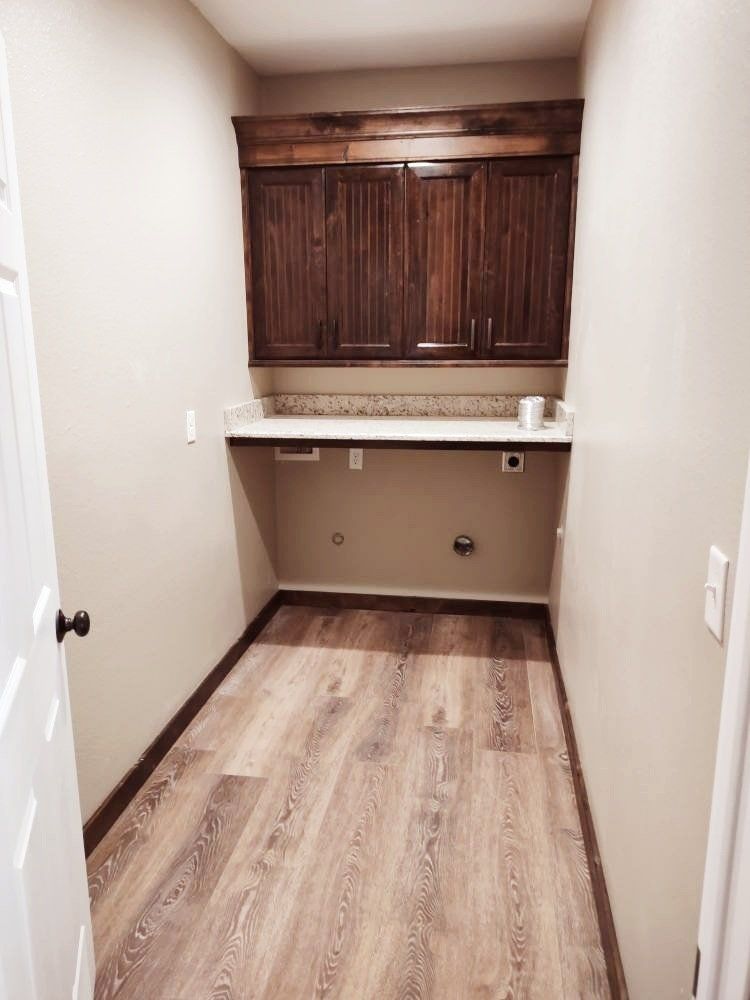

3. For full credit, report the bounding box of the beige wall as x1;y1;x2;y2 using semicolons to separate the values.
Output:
0;0;277;820
550;0;750;995
277;449;566;601
259;58;578;114
265;60;573;601
270;366;566;397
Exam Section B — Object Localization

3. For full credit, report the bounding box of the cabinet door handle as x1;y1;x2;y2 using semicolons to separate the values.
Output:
331;318;338;344
487;317;493;347
317;320;325;348
469;317;476;353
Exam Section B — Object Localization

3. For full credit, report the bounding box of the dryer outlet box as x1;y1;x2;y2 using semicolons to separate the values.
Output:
501;451;525;473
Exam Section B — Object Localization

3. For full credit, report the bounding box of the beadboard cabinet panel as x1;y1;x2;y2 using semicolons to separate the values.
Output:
404;161;487;360
483;158;572;359
236;103;583;365
325;165;404;358
248;167;327;360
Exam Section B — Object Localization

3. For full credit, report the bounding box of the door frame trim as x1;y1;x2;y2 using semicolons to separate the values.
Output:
696;453;750;998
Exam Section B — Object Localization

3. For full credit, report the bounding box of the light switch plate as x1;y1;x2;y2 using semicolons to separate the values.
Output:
186;409;196;444
705;545;729;641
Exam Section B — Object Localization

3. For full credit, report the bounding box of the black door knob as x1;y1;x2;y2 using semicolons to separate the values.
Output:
56;609;91;643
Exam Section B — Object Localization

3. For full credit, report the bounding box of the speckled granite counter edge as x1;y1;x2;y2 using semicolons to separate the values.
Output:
228;416;572;445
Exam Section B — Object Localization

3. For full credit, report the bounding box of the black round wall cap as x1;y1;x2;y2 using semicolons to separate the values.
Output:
453;535;475;557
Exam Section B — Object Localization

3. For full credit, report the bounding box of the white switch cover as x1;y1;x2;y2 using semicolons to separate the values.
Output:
186;410;196;444
704;545;729;641
349;448;363;471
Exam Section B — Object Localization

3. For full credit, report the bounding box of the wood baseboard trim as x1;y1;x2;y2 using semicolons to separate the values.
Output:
543;609;629;999
82;591;283;856
279;589;547;619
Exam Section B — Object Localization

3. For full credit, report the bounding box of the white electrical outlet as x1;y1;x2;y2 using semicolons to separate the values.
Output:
349;448;363;471
186;409;196;444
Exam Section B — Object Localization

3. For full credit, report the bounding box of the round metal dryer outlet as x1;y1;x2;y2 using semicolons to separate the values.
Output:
453;535;475;557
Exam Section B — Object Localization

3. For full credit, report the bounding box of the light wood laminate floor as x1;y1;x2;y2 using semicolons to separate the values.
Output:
88;606;610;999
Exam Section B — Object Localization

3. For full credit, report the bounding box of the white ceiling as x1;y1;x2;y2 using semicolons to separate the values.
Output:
192;0;592;76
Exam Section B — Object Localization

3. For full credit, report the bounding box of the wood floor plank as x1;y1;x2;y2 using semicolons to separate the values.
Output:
93;773;265;1000
90;607;610;1000
525;618;567;753
396;725;459;998
180;695;354;999
87;744;207;909
177;609;336;766
470;749;565;998
87;747;216;956
324;690;428;997
333;725;470;1000
409;725;474;998
189;624;341;776
478;617;536;752
524;621;610;996
172;608;316;756
355;612;431;762
419;614;492;729
261;761;389;998
215;603;320;697
541;748;611;998
172;610;400;999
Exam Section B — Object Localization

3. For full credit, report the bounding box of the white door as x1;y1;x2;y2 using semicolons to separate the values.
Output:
0;30;94;1000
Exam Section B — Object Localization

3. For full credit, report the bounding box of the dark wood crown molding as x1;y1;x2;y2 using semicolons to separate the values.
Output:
233;100;584;168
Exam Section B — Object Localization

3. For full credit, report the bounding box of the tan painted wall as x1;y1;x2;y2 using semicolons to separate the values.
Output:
259;58;578;113
264;61;574;600
271;366;566;397
550;0;750;995
277;448;566;601
0;0;277;820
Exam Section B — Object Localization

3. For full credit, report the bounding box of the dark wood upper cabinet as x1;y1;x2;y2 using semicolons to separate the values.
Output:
325;165;404;358
483;157;573;359
236;102;583;365
404;162;486;360
247;167;327;360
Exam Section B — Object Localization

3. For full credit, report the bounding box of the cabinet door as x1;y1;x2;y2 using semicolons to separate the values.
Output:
326;165;404;358
404;162;486;360
248;167;327;359
483;157;572;359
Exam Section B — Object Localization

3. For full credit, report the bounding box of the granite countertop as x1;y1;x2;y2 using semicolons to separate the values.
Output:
224;394;574;450
226;414;572;448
